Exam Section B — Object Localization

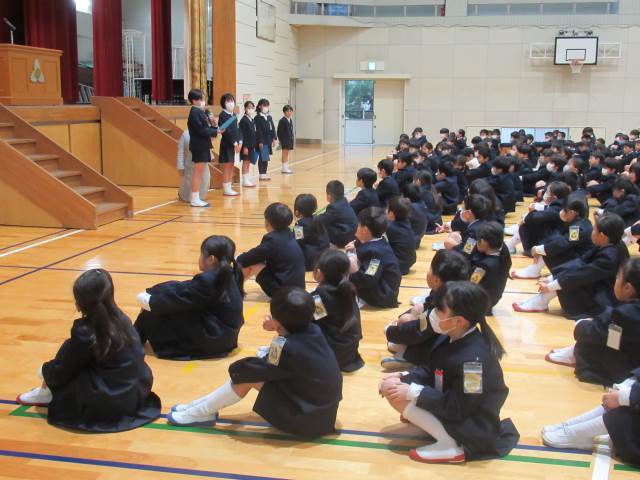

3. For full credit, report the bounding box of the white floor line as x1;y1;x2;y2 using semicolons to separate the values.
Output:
592;445;612;480
134;199;178;215
267;149;339;173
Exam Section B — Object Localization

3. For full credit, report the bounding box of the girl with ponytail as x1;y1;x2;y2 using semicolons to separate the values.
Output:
379;281;518;464
134;235;245;360
17;269;161;432
311;249;364;372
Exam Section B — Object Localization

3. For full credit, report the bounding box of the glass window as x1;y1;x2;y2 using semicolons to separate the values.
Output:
352;5;375;16
294;2;322;15
406;5;436;16
510;3;541;15
542;3;574;14
376;5;405;17
477;4;509;15
345;80;375;120
467;4;478;15
575;2;609;14
609;1;618;13
325;4;349;16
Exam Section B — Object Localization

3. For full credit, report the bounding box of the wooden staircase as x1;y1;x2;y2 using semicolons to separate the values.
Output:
0;105;132;229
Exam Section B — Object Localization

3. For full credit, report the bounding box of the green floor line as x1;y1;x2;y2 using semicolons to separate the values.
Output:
614;463;640;472
7;405;593;469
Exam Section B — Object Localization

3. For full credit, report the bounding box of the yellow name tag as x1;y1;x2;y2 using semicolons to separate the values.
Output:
267;336;287;366
313;295;328;320
419;311;428;332
463;238;477;255
569;226;580;242
365;258;381;276
463;361;483;394
470;267;486;284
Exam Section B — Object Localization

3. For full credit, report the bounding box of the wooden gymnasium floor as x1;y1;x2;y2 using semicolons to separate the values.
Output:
0;145;637;480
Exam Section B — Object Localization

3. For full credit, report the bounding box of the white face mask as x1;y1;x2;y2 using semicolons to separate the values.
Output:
262;107;269;114
429;309;454;335
602;167;609;176
491;167;498;176
225;101;235;111
563;164;570;173
546;163;555;172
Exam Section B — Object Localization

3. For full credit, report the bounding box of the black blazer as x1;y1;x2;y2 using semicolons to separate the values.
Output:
295;216;330;271
470;245;511;311
255;113;277;153
350;188;380;215
386;218;417;275
239;114;257;151
349;238;401;308
376;176;400;208
219;110;241;150
317;197;358;248
277;116;295;149
187;106;218;152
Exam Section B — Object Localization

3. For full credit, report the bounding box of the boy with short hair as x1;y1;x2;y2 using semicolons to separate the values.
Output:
587;157;619;204
350;167;381;215
317;180;358;248
376;159;400;209
277;105;295;174
393;152;417;189
444;194;492;254
386;197;417;275
293;194;330;271
434;161;460;215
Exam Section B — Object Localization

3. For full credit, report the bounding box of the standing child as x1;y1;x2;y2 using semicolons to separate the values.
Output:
317;180;358;248
386;196;417;275
186;88;221;207
218;93;242;196
346;207;401;308
134;236;244;360
168;287;343;439
17;269;161;432
379;282;519;463
237;202;306;297
350;167;381;215
254;98;277;181
376;159;400;209
238;100;258;187
293;193;330;271
176;130;210;203
311;250;364;372
277;105;294;174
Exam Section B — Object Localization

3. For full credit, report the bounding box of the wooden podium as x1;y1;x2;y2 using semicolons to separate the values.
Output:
0;44;63;105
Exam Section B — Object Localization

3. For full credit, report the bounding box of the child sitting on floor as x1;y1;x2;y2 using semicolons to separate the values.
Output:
293;193;330;271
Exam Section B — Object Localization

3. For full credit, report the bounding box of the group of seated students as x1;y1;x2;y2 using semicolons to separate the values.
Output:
16;126;640;467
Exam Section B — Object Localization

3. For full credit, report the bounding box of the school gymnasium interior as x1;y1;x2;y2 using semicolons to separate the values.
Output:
1;0;640;478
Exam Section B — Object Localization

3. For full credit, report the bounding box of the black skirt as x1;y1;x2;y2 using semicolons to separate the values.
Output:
218;146;235;164
192;149;211;163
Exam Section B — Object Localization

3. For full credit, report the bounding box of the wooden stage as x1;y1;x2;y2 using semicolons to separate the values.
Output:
0;146;636;479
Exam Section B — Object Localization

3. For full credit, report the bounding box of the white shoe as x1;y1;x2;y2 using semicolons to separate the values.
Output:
167;408;218;427
242;175;256;188
504;224;518;236
542;422;567;434
542;425;596;451
410;294;428;306
223;184;239;196
281;166;293;174
190;198;209;207
409;442;466;464
17;386;52;406
259;174;271;181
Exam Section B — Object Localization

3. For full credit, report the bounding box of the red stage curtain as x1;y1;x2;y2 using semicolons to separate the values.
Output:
92;0;122;96
151;0;172;102
23;0;78;103
0;0;25;45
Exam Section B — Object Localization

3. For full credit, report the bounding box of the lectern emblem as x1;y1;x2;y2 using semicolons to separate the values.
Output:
30;59;45;83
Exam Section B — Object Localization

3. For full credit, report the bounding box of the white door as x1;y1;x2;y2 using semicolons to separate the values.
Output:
373;80;404;145
294;78;324;142
344;80;374;145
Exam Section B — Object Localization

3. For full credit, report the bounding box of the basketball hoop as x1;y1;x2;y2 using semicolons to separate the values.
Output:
570;60;584;74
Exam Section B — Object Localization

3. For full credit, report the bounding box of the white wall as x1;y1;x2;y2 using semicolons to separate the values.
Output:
236;0;299;116
297;24;640;143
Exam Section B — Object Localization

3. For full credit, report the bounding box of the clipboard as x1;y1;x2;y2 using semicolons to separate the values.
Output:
219;114;237;130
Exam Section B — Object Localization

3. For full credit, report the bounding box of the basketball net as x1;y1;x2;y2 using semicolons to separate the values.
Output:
570;60;584;74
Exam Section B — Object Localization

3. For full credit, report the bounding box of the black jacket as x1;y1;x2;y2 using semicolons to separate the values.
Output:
255;113;277;153
602;195;640;227
470;245;511;312
409;201;428;248
229;323;342;438
602;367;640;465
393;166;417;190
239;114;257;151
277;116;295;150
317;197;358;248
43;318;161;432
487;173;516;213
349;238;401;308
187;106;218;153
386;218;417;275
350;188;380;215
295;216;330;271
542;217;593;269
219;110;241;150
376;176;400;208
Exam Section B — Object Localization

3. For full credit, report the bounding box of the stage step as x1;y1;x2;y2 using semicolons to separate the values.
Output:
5;137;37;154
0;122;14;137
28;153;59;171
96;202;129;226
51;169;83;186
142;116;156;122
72;185;106;203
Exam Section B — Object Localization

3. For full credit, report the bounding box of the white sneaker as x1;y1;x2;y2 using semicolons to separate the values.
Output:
242;176;256;188
410;294;428;306
167;408;218;427
409;442;466;464
190;198;209;207
542;425;596;451
223;185;239;196
504;224;518;236
281;166;293;174
432;242;444;251
542;422;567;434
17;386;52;406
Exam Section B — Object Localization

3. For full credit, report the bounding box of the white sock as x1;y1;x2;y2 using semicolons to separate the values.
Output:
521;291;555;309
517;258;544;277
506;235;520;251
565;406;606;427
223;182;237;195
191;192;199;203
403;402;458;449
549;344;575;364
189;381;242;417
567;415;607;439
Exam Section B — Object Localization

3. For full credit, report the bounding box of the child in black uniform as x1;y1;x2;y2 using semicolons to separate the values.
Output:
277;104;294;174
311;249;364;372
379;282;519;463
414;171;443;232
237;202;306;297
434;161;460;215
218;93;241;196
293;193;330;271
402;183;428;248
393;152;417;190
376;159;400;209
317;180;358;248
470;222;511;314
546;258;640;387
346;207;401;308
350;167;381;214
386;196;417;275
168;287;342;439
488;156;516;213
598;178;640;227
443;194;491;254
587;157;618;204
134;235;244;360
254;98;277;181
238;100;258;187
514;213;629;318
18;269;161;432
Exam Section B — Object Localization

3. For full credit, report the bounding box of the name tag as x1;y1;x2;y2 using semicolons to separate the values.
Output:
569;225;580;242
607;324;622;351
267;336;287;366
365;258;381;276
463;238;477;255
294;225;304;240
470;267;486;284
463;361;483;394
313;295;328;320
435;369;444;392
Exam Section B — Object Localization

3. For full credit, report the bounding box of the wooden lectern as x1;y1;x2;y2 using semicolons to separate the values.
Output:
0;44;63;105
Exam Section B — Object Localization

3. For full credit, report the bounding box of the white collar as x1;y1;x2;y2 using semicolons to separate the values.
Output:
368;237;383;242
260;112;269;118
450;326;477;343
224;109;233;115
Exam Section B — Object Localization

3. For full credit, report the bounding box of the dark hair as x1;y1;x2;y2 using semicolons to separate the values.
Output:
604;157;619;172
477;221;504;250
314;250;358;332
257;98;270;109
414;170;433;186
264;202;293;230
201;235;245;298
492;156;511;173
548;181;571;200
402;183;422;203
590;152;605;164
377;159;394;176
294;193;317;217
430;249;470;284
326;180;345;200
397;151;414;166
558;171;579;192
73;269;136;362
220;93;235;108
613;178;637;196
440;128;449;134
357;167;377;188
434;281;505;360
270;286;314;333
621;258;640;297
569;156;585;172
549;156;567;169
563;192;588;218
389;196;411;221
477;145;491;161
283;104;293;113
357;207;388;238
244;100;255;109
188;88;204;103
469;178;497;213
596;213;625;244
438;161;455;177
464;194;492;220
